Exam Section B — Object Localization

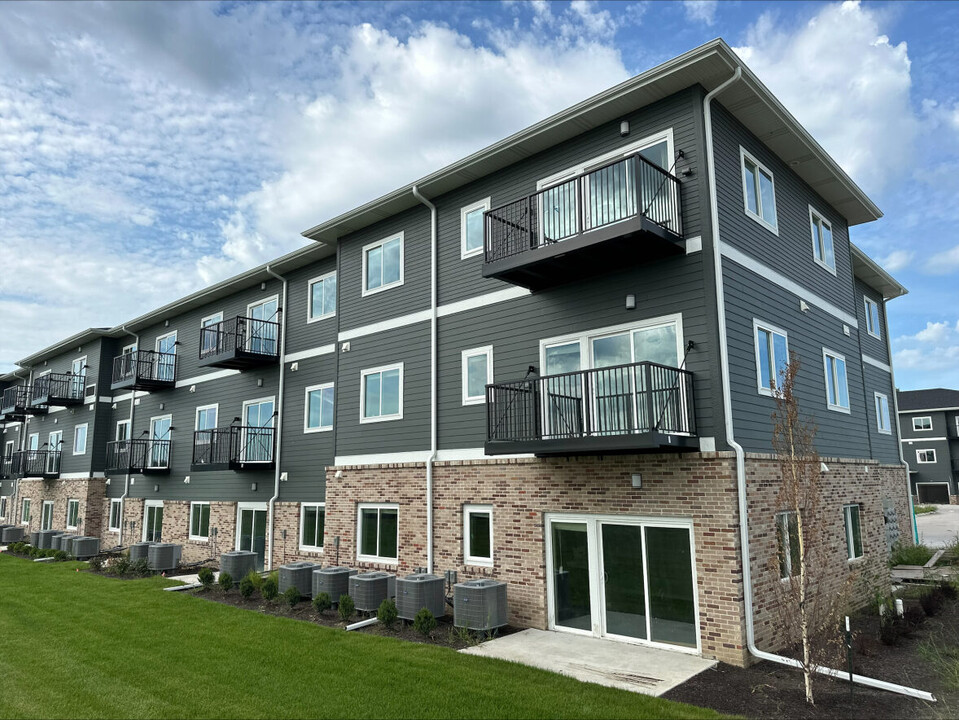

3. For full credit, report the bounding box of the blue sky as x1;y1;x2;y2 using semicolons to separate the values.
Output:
1;0;957;390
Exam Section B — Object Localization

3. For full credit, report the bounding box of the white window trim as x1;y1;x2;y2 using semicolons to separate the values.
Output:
356;502;399;564
843;504;863;561
913;416;933;431
874;392;892;435
247;294;280;320
28;432;39;451
461;346;494;406
200;311;223;328
143;499;164;542
359;363;404;424
307;271;337;323
194;404;219;431
41;500;54;530
73;423;89;455
463;504;493;567
71;355;88;382
122;342;137;354
66;499;80;530
753;319;789;397
189;501;211;541
361;232;405;297
116;420;131;441
21;498;31;525
916;449;937;464
775;510;798;581
460;198;491;260
304;383;335;434
155;330;177;354
0;496;7;521
864;297;881;340
822;348;850;414
740;146;779;235
299;502;326;552
109;498;123;533
808;205;836;275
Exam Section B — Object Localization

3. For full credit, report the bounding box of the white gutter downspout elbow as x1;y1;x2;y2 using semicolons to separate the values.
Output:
412;184;437;575
264;265;289;571
704;68;933;702
119;326;139;547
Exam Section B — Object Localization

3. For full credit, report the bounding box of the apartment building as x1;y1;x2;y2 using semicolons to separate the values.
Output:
898;388;959;504
0;40;911;667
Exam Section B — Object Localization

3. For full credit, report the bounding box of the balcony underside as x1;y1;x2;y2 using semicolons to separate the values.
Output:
1;411;25;422
23;405;48;416
110;377;176;392
190;460;275;473
485;431;699;457
483;216;684;291
31;394;82;408
108;466;170;475
198;349;278;370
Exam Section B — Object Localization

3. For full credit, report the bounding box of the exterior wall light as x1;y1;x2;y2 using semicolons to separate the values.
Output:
625;294;636;310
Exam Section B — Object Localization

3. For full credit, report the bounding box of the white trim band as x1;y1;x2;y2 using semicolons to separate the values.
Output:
862;354;891;373
285;344;336;363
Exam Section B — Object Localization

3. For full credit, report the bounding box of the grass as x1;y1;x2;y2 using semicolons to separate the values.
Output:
890;543;935;567
915;505;938;515
0;555;725;719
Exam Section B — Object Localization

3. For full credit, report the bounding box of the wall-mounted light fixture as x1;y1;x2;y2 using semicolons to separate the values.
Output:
105;478;111;486
341;341;351;353
260;282;267;291
153;484;159;492
800;300;810;313
620;120;629;137
631;473;643;489
280;472;288;482
164;320;169;327
251;482;258;492
256;378;263;388
159;403;165;411
290;362;299;372
112;403;117;410
334;470;343;479
625;294;636;311
184;476;190;484
189;385;196;393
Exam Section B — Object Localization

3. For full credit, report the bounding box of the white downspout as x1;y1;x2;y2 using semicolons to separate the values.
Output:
704;69;934;701
412;184;437;575
119;326;138;547
883;303;917;542
264;266;288;571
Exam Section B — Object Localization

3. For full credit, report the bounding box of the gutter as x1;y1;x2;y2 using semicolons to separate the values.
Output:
264;265;289;571
412;184;437;574
704;67;934;701
118;326;138;546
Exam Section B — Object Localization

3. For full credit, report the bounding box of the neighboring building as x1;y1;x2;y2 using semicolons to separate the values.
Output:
0;39;911;667
898;388;959;504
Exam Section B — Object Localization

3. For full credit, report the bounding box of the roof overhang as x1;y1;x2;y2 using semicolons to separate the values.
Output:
17;328;112;367
302;38;882;245
851;244;908;301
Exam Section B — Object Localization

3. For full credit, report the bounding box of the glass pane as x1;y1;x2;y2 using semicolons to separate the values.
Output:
776;514;788;579
311;281;324;318
602;524;647;639
826;358;838;406
541;180;578;243
587;159;631;230
240;509;253;552
822;224;834;267
552;521;591;631
302;506;317;546
469;512;491;559
383;238;401;285
325;276;337;315
639;140;668;170
633;325;678;367
645;526;697;647
381;369;400;416
772;333;788;387
320;388;334;428
592;334;632;435
379;509;398;559
308;390;322;428
759;170;777;226
545;342;581;375
757;329;772;390
849;508;862;558
836;358;849;408
743;161;758;215
788;513;800;574
466;208;485;252
367;247;382;290
467;354;488;399
364;374;381;418
252;510;267;571
316;509;325;549
360;509;379;556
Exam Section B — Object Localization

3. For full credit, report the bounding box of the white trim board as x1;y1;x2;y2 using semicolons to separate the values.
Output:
899;407;959;414
334;448;534;466
175;368;241;389
862;355;891;373
285;344;336;364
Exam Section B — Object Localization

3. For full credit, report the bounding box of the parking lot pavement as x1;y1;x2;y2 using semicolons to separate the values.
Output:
916;503;959;548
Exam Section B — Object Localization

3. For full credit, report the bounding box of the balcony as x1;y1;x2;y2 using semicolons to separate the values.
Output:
483;153;685;290
485;361;697;456
105;439;172;474
0;452;12;479
31;372;85;408
1;385;45;419
12;450;61;480
111;350;177;391
190;426;275;472
198;315;280;370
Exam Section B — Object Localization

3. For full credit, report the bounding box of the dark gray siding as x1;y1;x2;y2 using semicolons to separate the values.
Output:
855;281;888;361
283;257;338;356
861;364;899;465
899;409;948;440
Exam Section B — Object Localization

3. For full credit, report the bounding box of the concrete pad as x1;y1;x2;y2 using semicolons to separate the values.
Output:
917;504;959;549
461;629;715;697
166;570;220;585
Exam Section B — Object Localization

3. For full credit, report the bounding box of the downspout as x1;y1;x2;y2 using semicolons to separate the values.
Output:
704;68;933;701
883;303;918;542
264;266;288;571
412;184;437;575
119;326;138;547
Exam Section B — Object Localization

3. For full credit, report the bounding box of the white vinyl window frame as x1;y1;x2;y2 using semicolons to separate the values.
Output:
753;319;789;397
359;363;404;424
356;502;399;565
66;499;80;530
73;423;88;455
70;356;88;398
122;342;137;355
740;146;779;235
463;504;494;567
843;504;864;561
21;498;31;525
299;502;326;552
775;510;799;581
109;498;123;533
461;346;494;406
239;396;276;464
304;382;335;433
41;500;54;531
863;297;881;340
361;232;405;297
115;419;131;442
200;312;224;354
913;416;933;432
822;348;850;414
916;449;937;464
194;404;219;432
808;205;836;274
0;496;7;521
874;393;892;435
307;271;337;322
155;330;178;354
189;501;211;541
460;197;492;259
143;499;164;543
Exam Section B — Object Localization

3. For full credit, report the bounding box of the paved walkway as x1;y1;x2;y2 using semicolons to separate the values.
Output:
460;628;715;697
917;504;959;548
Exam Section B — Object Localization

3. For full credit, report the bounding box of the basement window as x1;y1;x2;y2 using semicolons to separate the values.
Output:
357;503;398;564
300;503;325;552
190;502;210;541
66;499;80;530
775;511;800;580
843;504;863;561
464;505;493;567
21;498;31;525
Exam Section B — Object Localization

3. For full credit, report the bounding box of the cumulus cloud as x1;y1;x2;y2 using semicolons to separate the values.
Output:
877;250;914;273
683;1;718;26
894;319;959;387
924;244;959;275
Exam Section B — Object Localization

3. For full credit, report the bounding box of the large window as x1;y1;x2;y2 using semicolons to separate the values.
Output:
109;499;122;532
822;349;850;413
464;505;493;567
462;346;493;405
66;499;80;530
200;312;223;354
73;423;88;455
741;147;778;233
754;321;789;396
41;500;54;531
195;404;218;432
362;234;403;296
21;498;31;525
304;383;335;433
360;364;403;423
776;511;800;580
808;206;835;272
913;416;932;431
0;496;7;520
843;504;863;561
917;449;937;464
864;297;881;339
300;503;325;551
190;502;210;541
357;504;398;563
875;393;891;435
461;198;491;259
308;271;337;321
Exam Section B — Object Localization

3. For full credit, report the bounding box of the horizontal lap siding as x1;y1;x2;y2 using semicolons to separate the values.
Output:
283;258;338;356
899;409;949;440
280;353;336;502
856;280;889;360
862;364;900;465
902;432;954;489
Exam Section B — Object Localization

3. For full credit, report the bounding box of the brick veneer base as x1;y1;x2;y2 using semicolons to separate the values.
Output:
14;477;106;539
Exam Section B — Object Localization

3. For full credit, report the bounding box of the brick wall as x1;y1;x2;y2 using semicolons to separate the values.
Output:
16;477;106;539
109;498;236;563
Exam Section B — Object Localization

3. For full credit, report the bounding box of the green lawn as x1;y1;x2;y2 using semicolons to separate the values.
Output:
0;555;723;719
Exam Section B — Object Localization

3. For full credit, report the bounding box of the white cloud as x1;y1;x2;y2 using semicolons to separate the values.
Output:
877;249;914;273
683;1;717;26
894;319;959;384
924;244;959;275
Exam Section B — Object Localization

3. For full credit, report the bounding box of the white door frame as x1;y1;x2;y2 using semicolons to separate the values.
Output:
241;396;275;463
41;500;55;530
143;499;164;541
246;295;279;353
235;501;269;551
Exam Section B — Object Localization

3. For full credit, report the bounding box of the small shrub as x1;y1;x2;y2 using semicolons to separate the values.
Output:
239;575;256;598
921;588;946;617
879;614;905;646
283;586;300;608
377;598;398;629
111;556;130;575
130;558;151;577
338;594;355;622
218;571;234;592
413;608;437;637
198;567;215;588
53;550;68;561
88;555;103;572
889;543;934;567
29;546;42;558
246;570;265;590
312;592;332;613
914;505;937;515
261;574;279;601
939;580;958;601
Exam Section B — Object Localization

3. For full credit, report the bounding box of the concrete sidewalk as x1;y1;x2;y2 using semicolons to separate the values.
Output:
460;628;715;697
917;504;959;548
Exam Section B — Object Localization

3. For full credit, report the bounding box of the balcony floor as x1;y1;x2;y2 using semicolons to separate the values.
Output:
485;431;699;457
110;377;176;392
198;349;278;370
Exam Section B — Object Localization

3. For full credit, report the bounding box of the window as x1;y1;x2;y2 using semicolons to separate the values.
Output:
917;449;937;464
304;383;335;433
122;342;137;355
461;198;491;259
300;503;325;551
41;500;54;530
357;504;398;563
464;505;493;566
360;364;403;423
864;297;881;339
308;272;337;321
809;206;835;272
875;393;891;435
741;147;778;233
843;504;863;561
913;416;932;431
70;356;88;398
0;496;7;520
462;346;493;405
66;499;80;530
189;502;210;541
775;511;800;580
195;404;218;432
200;312;223;354
754;321;789;396
822;349;850;413
73;423;88;455
362;233;404;296
116;420;130;442
109;499;122;532
21;498;31;525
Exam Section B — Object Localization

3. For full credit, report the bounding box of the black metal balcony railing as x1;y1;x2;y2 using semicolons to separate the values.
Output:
0;453;13;479
191;425;275;471
111;350;177;390
106;439;172;473
485;153;683;267
198;315;280;369
12;450;61;479
485;361;696;456
31;372;85;407
2;385;39;417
